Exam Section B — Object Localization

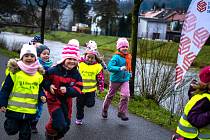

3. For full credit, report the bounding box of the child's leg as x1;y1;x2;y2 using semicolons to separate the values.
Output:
4;118;19;135
85;92;95;107
102;82;121;112
19;120;31;140
76;94;86;120
52;108;70;138
46;107;70;139
118;82;130;121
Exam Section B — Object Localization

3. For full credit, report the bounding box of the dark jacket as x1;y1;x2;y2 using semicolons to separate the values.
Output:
44;64;83;119
187;79;210;128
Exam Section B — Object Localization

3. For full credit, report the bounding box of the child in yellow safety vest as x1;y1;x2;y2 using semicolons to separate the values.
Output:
172;66;210;140
0;44;46;140
75;40;104;125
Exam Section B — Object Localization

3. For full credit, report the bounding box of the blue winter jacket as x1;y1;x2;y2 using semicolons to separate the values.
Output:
108;54;131;82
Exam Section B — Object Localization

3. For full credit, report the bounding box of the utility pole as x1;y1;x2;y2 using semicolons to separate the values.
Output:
40;0;47;44
130;0;143;97
36;0;48;44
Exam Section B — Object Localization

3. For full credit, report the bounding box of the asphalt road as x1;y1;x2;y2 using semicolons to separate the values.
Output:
0;50;173;140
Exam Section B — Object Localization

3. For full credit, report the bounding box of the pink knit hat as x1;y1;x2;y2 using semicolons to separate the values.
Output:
116;38;129;50
199;66;210;84
57;39;80;64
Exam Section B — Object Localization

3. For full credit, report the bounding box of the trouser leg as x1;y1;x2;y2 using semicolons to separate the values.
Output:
76;95;85;120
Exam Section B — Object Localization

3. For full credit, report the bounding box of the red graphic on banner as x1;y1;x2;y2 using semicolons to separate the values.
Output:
197;0;207;12
178;35;191;55
182;12;197;33
182;52;196;71
193;27;209;49
175;65;184;86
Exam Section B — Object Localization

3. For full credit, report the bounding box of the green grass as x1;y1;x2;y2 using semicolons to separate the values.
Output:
0;47;18;58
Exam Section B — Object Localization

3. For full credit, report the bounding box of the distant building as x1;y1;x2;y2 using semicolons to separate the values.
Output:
60;5;74;31
139;9;186;41
138;17;167;40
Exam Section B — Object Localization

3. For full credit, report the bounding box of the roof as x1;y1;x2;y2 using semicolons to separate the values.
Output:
165;12;186;22
140;9;186;23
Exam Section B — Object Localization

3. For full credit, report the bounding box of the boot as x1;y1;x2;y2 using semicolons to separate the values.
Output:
102;110;108;118
31;120;38;133
117;112;129;121
45;132;59;140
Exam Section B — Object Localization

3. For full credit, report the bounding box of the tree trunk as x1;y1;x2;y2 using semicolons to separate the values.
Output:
130;0;143;97
40;0;47;44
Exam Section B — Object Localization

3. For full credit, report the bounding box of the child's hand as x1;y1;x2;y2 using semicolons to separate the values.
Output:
120;66;126;71
50;84;57;94
0;106;6;112
60;86;67;94
41;96;46;103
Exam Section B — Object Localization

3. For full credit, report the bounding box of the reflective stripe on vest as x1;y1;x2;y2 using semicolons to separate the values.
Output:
8;100;36;109
176;93;210;139
10;92;38;99
7;70;43;114
176;114;198;139
79;62;102;93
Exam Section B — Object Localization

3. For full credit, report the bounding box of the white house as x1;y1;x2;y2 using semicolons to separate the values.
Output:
60;5;74;31
138;16;167;40
88;7;102;35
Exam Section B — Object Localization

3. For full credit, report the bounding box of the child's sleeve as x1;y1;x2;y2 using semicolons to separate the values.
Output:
38;81;46;99
42;68;53;92
96;70;104;92
188;98;210;128
107;57;121;72
0;74;14;107
66;72;83;98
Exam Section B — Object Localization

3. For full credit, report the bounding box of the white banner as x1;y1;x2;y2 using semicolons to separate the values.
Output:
175;0;210;89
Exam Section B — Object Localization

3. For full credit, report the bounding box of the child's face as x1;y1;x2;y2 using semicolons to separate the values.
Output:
22;54;36;65
40;49;50;62
63;58;78;70
85;53;96;64
119;46;129;54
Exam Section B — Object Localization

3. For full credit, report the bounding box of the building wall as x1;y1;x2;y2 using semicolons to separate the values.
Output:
60;5;74;31
138;18;167;40
138;18;148;37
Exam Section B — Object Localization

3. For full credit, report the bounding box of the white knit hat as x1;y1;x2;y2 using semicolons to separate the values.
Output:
68;39;79;47
20;44;37;60
57;40;80;64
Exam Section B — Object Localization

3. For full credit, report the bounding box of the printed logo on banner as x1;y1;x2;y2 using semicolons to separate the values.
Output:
193;27;209;49
182;12;197;33
197;0;207;12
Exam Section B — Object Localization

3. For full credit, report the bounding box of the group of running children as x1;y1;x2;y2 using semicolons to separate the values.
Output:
1;35;210;140
0;35;132;140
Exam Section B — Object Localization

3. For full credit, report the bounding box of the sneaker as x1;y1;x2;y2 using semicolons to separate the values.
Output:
31;127;38;133
102;111;108;118
75;119;83;125
117;112;129;121
171;134;184;140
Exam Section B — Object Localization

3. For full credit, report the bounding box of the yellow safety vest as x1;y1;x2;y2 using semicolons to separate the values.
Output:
79;62;102;93
7;70;43;114
176;93;210;140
